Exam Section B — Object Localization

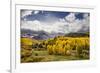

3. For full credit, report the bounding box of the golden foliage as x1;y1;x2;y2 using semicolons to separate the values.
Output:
46;37;89;57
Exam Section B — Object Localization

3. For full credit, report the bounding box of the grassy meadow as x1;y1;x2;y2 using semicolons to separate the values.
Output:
21;36;90;63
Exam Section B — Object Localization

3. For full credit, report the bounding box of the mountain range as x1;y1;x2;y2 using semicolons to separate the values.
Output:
21;29;89;40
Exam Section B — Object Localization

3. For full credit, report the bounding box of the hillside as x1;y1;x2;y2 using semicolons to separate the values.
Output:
21;35;90;63
64;32;89;37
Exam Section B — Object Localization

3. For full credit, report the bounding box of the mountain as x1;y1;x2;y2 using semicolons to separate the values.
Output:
33;31;50;40
21;29;38;36
21;29;52;40
21;29;65;40
64;32;89;37
21;29;89;40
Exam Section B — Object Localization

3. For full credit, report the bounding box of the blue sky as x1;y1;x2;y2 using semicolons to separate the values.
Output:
21;10;90;33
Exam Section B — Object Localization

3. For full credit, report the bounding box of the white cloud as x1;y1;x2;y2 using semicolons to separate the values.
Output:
21;10;32;17
21;13;89;33
68;19;83;32
64;13;89;33
83;13;89;18
65;13;76;23
21;20;41;31
21;20;69;33
59;18;66;22
33;11;39;14
65;12;89;32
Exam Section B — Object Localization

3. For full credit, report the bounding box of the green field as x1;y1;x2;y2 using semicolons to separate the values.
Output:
21;50;89;63
21;36;89;63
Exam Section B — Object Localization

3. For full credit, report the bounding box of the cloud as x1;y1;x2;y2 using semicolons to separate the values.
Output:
33;11;39;14
64;13;89;33
21;20;68;33
21;10;32;17
21;11;89;34
21;10;70;23
59;18;66;22
83;13;89;18
67;19;83;32
21;20;41;31
65;13;76;23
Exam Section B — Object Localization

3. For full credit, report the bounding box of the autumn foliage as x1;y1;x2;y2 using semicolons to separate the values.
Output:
21;36;90;63
46;36;89;57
